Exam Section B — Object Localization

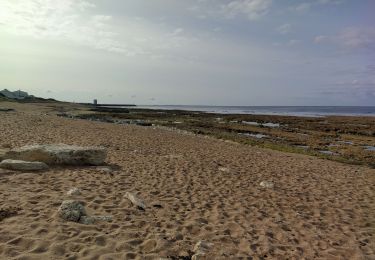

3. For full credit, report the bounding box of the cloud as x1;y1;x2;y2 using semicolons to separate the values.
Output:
322;79;375;99
314;27;375;51
294;3;312;13
292;0;343;13
314;35;328;43
0;0;129;54
338;27;375;49
221;0;273;20
0;0;197;57
277;23;292;34
288;39;301;46
189;0;272;20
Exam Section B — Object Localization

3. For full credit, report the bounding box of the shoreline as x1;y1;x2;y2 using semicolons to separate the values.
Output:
72;104;375;168
1;101;374;167
0;102;374;259
118;105;375;118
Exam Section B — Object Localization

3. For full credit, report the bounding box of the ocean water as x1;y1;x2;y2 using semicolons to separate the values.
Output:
133;105;375;117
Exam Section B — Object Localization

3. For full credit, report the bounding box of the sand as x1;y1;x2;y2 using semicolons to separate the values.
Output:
0;104;374;259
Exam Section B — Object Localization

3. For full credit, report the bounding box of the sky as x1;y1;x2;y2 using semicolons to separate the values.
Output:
0;0;374;106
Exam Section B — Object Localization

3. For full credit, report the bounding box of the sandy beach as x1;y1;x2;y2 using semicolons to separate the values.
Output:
0;103;374;259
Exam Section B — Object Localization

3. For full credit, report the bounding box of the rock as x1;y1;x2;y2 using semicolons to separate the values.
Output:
79;215;113;225
79;216;95;225
0;149;9;161
125;192;146;210
5;144;107;166
218;167;230;173
58;200;112;225
0;207;19;221
0;108;14;112
260;181;274;188
192;241;213;259
191;254;206;260
0;159;48;171
95;166;113;173
92;215;113;222
58;200;86;222
67;188;81;196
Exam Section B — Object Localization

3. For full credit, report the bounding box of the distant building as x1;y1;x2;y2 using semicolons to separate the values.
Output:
93;99;98;105
0;89;31;100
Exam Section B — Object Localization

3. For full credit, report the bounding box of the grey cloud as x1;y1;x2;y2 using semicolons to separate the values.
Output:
188;0;273;20
314;27;375;51
277;23;292;34
292;0;344;13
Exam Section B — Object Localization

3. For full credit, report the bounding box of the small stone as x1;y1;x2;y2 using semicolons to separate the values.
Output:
125;192;146;210
0;159;48;171
95;166;113;173
67;188;81;196
58;200;86;222
191;253;206;260
218;167;230;173
0;108;14;112
92;215;113;222
78;216;95;225
260;181;274;188
192;241;213;259
79;215;113;225
193;240;213;254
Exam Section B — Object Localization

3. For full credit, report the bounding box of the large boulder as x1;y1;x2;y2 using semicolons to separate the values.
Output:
4;144;107;166
0;159;48;171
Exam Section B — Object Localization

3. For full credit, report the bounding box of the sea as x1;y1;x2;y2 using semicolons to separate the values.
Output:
131;105;375;117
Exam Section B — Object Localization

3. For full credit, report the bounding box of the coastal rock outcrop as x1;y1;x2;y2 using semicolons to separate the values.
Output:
4;144;107;166
0;159;48;171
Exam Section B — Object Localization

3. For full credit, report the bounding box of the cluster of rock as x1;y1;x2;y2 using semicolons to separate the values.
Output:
57;113;153;127
1;143;216;256
58;199;112;225
0;144;107;171
58;191;145;226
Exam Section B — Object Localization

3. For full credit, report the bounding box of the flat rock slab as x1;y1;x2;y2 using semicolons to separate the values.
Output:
5;144;107;166
0;159;48;171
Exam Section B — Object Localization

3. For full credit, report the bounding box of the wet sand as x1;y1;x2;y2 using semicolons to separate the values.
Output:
0;103;374;259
